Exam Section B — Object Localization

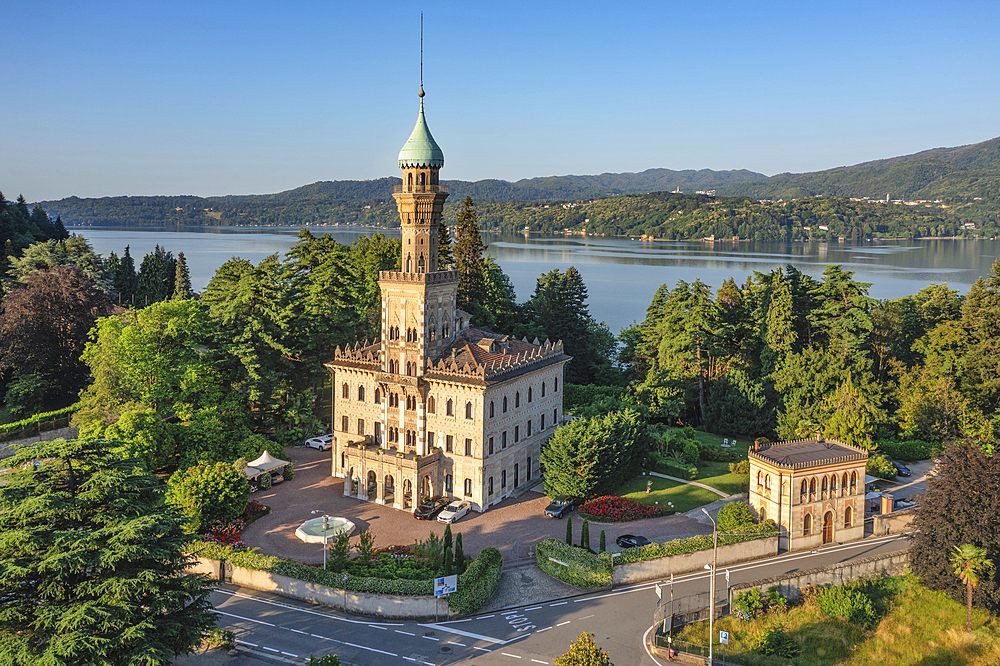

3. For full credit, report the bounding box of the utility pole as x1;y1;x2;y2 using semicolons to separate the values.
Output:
702;508;718;664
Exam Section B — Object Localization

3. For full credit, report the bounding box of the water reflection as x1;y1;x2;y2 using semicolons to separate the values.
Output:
73;226;999;335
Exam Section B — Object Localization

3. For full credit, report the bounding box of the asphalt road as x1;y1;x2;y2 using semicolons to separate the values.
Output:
212;532;912;666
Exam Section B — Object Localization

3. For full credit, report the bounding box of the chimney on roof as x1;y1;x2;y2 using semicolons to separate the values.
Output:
816;430;824;442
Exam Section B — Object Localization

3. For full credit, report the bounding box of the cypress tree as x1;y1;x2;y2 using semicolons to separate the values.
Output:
443;544;453;576
437;216;453;269
580;519;590;551
453;196;486;307
599;529;606;553
454;533;466;574
566;516;573;545
116;245;138;306
174;251;192;299
443;523;453;554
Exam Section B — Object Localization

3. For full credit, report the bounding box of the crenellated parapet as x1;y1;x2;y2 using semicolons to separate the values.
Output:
424;337;567;383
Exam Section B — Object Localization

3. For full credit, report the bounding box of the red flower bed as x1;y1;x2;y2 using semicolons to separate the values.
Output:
579;495;671;522
204;518;248;548
374;544;413;558
244;499;269;521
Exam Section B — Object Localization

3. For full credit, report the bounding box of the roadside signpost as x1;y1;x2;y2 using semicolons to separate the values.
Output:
434;574;458;622
720;630;729;664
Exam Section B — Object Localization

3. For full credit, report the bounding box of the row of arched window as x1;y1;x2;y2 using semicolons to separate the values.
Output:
800;471;858;503
802;506;854;536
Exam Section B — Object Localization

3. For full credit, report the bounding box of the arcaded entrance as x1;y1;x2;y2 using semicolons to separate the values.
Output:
823;511;834;544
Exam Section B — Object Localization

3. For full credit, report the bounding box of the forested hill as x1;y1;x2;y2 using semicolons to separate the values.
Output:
33;135;1000;233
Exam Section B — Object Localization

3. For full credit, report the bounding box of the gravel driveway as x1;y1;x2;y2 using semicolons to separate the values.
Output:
242;446;712;565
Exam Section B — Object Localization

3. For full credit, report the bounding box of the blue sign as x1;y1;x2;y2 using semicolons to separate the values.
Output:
720;630;729;645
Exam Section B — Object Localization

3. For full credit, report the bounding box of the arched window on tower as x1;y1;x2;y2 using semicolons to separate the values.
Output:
419;172;426;186
800;480;807;503
418;255;425;273
375;388;381;404
406;255;412;272
407;173;413;189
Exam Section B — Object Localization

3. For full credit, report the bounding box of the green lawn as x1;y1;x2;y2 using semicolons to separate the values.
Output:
617;475;722;513
673;575;1000;666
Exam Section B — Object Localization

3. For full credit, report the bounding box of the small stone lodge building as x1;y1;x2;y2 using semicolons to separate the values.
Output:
325;86;570;514
748;435;869;551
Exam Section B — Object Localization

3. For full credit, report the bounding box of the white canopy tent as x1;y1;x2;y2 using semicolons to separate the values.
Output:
244;451;290;482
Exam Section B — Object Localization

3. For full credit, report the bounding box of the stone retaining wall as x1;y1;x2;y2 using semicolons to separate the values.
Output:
613;536;779;586
188;556;449;620
872;506;917;537
730;549;911;601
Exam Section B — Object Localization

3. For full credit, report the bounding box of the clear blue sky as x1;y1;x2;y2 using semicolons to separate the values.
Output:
4;0;998;201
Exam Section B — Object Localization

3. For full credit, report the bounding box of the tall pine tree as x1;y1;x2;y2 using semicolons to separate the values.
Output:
173;251;192;299
453;196;486;307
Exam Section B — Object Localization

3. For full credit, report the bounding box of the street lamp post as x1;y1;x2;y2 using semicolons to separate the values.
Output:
311;510;330;570
702;508;719;664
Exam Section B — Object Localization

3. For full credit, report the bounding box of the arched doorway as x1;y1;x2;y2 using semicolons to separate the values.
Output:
403;479;412;508
823;511;834;544
421;475;432;502
384;475;395;505
367;471;377;500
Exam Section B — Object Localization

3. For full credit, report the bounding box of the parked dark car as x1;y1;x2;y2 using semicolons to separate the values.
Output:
414;496;449;520
544;496;577;518
892;461;911;477
615;534;651;549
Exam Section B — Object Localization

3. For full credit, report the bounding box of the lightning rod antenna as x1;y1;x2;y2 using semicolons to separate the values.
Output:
420;13;424;95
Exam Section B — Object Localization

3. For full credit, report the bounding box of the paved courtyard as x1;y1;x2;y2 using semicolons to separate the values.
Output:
241;446;713;565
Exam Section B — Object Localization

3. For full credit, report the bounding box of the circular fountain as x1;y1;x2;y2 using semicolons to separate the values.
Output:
294;516;356;544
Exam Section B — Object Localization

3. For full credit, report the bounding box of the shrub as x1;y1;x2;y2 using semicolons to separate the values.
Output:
5;374;48;419
283;464;294;481
0;402;79;437
815;584;877;626
611;520;777;565
166;462;249;533
259;471;272;490
203;518;247;548
877;438;939;461
205;627;234;650
866;453;897;480
733;587;768;618
579;495;672;522
717;501;757;532
700;445;736;462
580;520;590;550
412;532;444;570
751;623;799;658
536;538;612;588
599;529;606;553
729;459;750;475
683;440;701;465
657;461;699;480
307;654;341;665
448;546;503;614
566;516;573;545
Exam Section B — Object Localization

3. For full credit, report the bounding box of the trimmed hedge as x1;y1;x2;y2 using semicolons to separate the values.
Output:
610;521;778;565
184;541;502;614
0;402;80;440
877;439;939;462
536;538;612;588
447;547;502;614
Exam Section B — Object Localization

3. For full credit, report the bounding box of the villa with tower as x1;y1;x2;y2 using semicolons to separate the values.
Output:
325;85;570;513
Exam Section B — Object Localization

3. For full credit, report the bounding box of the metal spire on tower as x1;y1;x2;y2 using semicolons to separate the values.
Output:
419;13;424;98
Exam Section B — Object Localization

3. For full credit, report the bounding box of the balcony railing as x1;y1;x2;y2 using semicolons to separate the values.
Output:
393;184;449;194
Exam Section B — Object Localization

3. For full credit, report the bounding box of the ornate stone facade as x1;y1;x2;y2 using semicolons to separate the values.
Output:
748;436;868;551
324;90;570;512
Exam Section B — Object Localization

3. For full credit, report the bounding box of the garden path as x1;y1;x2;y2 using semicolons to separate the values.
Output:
648;471;729;498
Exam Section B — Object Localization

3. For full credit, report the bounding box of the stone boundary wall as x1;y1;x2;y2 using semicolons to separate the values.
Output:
872;506;917;537
730;549;911;602
187;556;449;620
612;536;779;586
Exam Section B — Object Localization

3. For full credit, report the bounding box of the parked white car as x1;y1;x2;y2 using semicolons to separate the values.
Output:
304;434;333;451
436;500;471;524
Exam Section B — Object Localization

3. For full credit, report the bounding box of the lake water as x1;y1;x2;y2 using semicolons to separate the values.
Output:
73;226;1000;334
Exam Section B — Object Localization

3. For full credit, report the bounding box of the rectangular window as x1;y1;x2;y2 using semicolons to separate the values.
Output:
501;470;507;489
342;415;348;432
488;477;493;495
427;431;435;448
514;425;519;443
375;421;382;444
488;437;494;456
527;420;532;437
465;438;472;456
357;419;364;436
541;414;546;429
446;435;453;453
553;408;557;424
502;431;507;449
445;474;453;493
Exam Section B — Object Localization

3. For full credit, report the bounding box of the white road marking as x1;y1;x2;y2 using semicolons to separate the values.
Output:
475;646;492;652
549;601;567;606
396;630;416;636
341;641;397;657
536;627;551;632
280;652;298;658
423;636;440;641
476;614;495;620
524;606;542;611
310;634;324;639
214;589;404;626
368;624;388;630
235;640;258;647
216;611;275;627
556;621;571;626
290;629;307;634
578;615;595;620
403;658;416;662
502;653;522;659
500;610;518;615
448;641;466;646
418;623;506;645
532;660;549;664
263;647;280;653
